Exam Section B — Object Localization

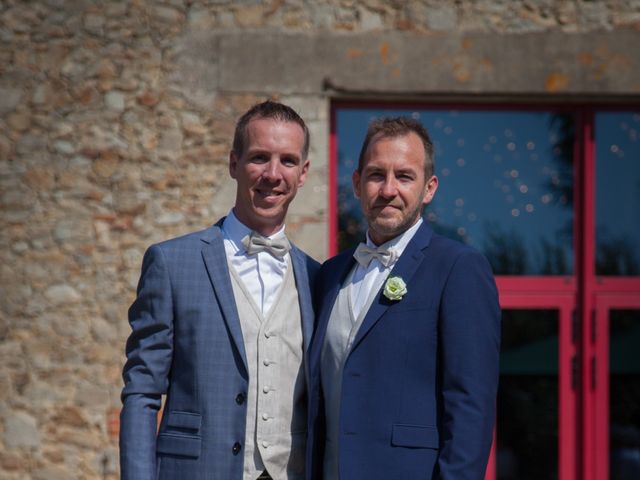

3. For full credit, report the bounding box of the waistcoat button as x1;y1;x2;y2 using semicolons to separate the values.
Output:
232;442;241;455
235;393;245;404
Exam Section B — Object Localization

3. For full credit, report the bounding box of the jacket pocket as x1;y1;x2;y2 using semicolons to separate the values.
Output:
157;411;202;458
165;411;201;431
157;432;201;458
391;424;439;449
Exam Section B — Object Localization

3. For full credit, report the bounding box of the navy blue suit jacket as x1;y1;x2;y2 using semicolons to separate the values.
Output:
120;222;319;480
306;222;500;480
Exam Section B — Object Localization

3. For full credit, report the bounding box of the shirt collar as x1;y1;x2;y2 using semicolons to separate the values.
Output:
222;209;286;254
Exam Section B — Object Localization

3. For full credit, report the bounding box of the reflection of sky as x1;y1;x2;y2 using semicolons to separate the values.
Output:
595;113;640;269
337;108;575;274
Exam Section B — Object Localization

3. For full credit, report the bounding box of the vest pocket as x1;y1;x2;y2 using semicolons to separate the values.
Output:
391;424;439;449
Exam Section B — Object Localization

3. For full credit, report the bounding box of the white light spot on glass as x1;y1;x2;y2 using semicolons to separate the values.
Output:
457;227;466;236
494;154;503;163
504;129;513;138
630;129;637;142
526;141;535;150
468;212;477;221
502;185;510;193
633;114;640;122
441;168;451;176
511;208;520;217
506;195;515;203
507;142;516;151
455;198;464;207
510;169;519;178
434;118;444;128
457;138;465;147
484;144;491;152
530;154;539;161
519;184;529;193
553;146;562;156
444;126;453;135
541;193;553;204
456;158;466;167
489;136;498;144
427;212;437;221
525;203;535;213
412;112;420;119
610;144;620;153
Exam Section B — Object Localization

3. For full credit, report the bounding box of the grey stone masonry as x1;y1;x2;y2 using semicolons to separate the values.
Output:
1;0;639;478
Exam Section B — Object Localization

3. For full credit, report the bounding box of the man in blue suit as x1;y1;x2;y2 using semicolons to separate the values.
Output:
120;101;319;480
307;117;500;479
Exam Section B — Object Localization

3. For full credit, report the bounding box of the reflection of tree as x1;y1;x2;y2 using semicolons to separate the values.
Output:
337;184;365;251
597;228;640;275
482;221;528;275
548;114;574;208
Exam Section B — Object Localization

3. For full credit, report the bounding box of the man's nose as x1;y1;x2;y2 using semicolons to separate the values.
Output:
380;177;398;198
262;158;283;181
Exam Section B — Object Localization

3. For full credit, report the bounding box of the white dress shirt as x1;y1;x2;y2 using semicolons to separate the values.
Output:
350;218;423;319
221;210;289;315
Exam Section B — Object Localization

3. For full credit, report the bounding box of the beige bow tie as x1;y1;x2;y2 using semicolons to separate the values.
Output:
353;243;397;268
242;231;291;259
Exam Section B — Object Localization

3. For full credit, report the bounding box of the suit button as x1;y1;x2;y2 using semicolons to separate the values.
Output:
232;442;241;455
235;393;245;404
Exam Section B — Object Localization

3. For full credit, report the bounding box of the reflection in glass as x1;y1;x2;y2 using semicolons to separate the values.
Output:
498;309;558;480
336;108;574;275
596;113;640;276
610;310;640;480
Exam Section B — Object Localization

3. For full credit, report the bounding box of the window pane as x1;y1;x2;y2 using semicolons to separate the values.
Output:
498;309;559;480
595;112;640;276
336;108;574;275
610;309;640;480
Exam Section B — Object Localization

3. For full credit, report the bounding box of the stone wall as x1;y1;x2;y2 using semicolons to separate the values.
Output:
1;1;639;478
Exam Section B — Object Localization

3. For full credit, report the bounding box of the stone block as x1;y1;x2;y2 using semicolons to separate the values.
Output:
3;411;40;449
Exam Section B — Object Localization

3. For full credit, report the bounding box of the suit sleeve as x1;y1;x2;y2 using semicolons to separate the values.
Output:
120;244;175;480
437;250;501;479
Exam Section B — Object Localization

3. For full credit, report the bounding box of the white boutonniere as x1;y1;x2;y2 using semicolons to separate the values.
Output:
383;276;407;301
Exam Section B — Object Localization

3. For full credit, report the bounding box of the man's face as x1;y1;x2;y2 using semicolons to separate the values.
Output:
230;117;309;236
353;132;438;245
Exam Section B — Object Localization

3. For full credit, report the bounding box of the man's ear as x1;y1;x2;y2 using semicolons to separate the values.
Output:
352;170;361;199
298;159;310;187
422;175;439;205
229;151;238;179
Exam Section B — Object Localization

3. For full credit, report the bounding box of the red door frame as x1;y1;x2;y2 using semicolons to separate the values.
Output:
328;101;640;480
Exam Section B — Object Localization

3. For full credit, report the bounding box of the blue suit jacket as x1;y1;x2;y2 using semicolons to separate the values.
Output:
120;222;319;480
306;222;500;480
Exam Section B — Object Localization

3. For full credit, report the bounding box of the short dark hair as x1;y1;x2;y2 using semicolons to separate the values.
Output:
357;116;435;177
232;100;310;159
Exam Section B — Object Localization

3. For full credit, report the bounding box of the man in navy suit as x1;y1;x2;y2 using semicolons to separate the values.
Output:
120;101;319;480
307;117;500;479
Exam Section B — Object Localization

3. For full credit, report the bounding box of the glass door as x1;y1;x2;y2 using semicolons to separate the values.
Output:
493;294;577;480
591;296;640;480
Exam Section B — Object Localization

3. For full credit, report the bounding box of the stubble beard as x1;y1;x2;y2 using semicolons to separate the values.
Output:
366;202;424;243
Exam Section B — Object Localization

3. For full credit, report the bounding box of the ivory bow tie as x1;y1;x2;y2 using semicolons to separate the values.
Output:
242;231;291;259
353;243;397;267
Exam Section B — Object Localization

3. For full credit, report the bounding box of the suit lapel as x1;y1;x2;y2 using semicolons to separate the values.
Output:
289;246;314;354
309;251;356;378
200;222;248;374
350;222;434;352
